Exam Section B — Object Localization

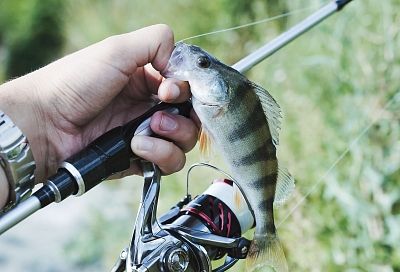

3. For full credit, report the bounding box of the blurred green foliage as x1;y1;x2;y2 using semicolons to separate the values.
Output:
1;0;400;271
0;0;65;78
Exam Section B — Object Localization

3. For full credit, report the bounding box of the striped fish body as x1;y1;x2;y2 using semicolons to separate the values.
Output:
163;42;291;272
193;85;278;237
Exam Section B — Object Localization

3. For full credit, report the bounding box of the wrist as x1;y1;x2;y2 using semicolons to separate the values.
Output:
0;75;54;183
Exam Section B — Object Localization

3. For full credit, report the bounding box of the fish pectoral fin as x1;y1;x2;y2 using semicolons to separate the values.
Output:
246;233;288;272
274;166;295;208
251;83;282;146
199;126;212;157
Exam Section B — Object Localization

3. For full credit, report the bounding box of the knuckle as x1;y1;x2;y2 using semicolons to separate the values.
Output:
102;35;121;51
173;155;186;173
167;154;185;174
99;35;123;63
181;131;196;151
185;123;200;150
164;141;176;157
159;143;185;174
154;24;173;41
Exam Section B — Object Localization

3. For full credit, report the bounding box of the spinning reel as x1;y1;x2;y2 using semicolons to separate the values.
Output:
111;161;254;272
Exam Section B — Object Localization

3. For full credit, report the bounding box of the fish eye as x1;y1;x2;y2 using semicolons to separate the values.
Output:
197;56;211;68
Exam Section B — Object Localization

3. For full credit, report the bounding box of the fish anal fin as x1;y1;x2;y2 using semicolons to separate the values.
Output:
251;82;282;147
274;166;295;208
199;126;211;157
246;234;288;272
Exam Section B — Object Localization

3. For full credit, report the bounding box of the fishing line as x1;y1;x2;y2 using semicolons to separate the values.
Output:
277;92;400;228
180;1;329;42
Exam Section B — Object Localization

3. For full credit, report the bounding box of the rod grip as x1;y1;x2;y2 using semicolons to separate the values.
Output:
68;101;192;194
44;101;192;202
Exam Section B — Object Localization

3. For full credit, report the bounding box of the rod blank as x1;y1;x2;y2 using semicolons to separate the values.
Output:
0;197;41;234
232;1;348;73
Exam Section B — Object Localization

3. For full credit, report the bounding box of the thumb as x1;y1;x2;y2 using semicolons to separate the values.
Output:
92;24;175;74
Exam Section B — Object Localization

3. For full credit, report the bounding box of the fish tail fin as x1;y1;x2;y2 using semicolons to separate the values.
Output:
246;233;288;272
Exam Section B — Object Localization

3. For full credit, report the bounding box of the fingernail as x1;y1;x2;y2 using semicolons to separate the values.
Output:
169;84;180;100
131;136;154;152
160;113;177;131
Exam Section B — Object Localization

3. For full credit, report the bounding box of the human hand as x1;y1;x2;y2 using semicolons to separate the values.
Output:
0;24;198;189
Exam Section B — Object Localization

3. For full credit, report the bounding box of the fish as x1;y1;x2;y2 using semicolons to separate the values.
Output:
163;42;294;272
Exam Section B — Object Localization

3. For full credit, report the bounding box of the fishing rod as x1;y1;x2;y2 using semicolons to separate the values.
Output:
0;0;353;246
233;0;353;73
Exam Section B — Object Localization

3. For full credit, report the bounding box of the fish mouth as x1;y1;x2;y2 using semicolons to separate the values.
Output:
162;43;186;79
161;66;176;78
162;60;180;78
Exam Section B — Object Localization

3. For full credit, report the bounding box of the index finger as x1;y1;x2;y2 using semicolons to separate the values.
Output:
140;64;191;103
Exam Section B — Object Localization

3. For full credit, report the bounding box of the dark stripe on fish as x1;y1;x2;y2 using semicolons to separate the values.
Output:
236;140;276;166
258;196;274;211
227;102;267;142
251;173;278;191
257;196;276;234
227;82;272;142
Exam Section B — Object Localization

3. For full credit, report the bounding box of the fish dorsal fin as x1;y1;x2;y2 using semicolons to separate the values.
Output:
251;82;282;146
274;166;295;208
199;126;212;157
